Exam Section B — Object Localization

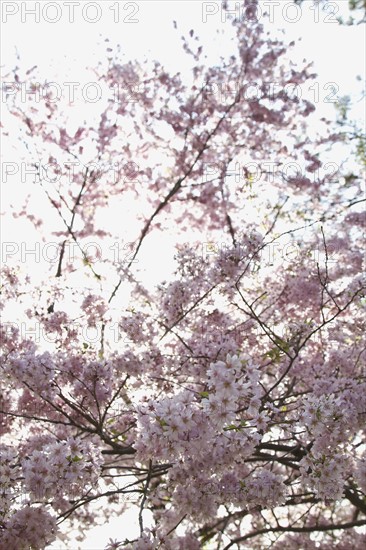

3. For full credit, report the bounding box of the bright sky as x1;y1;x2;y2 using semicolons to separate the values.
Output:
1;1;365;548
1;1;365;110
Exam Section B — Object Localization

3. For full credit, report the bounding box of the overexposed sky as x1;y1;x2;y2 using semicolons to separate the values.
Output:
1;1;365;101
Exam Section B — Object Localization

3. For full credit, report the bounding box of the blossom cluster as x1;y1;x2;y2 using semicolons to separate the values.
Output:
299;387;365;499
299;452;350;501
21;437;102;501
81;294;108;327
5;350;56;398
0;506;58;549
0;446;21;519
0;438;102;546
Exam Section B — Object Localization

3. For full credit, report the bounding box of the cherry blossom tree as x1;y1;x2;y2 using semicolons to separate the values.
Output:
1;1;365;548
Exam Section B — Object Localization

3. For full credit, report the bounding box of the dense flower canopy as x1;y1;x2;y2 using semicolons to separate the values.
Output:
1;1;365;548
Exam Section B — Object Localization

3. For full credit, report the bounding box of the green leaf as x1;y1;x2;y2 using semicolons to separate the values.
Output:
71;455;82;462
67;454;82;463
156;416;167;427
223;424;238;431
